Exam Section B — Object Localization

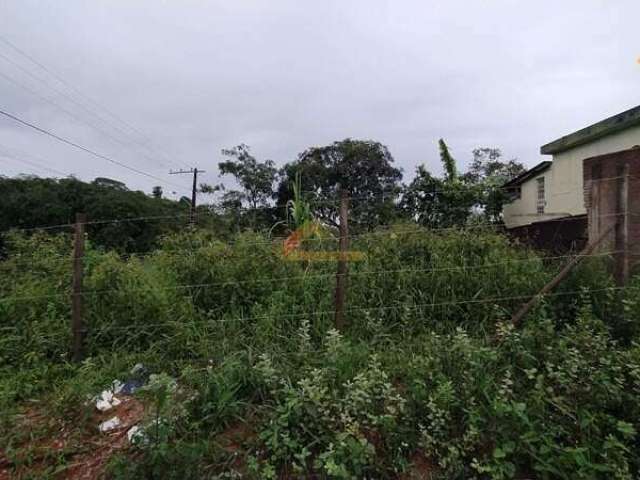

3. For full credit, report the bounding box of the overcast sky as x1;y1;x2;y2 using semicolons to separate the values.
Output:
0;0;638;198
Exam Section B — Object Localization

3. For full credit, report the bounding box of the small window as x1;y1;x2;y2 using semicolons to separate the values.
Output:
536;177;545;214
507;186;521;201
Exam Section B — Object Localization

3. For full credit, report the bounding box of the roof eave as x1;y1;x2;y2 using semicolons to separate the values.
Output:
502;161;552;188
540;105;640;155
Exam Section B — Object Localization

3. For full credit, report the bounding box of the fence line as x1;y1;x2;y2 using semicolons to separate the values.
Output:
0;249;622;304
2;284;630;338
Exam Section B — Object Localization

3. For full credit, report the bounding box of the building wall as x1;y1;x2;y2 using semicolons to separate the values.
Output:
504;124;640;229
503;167;564;228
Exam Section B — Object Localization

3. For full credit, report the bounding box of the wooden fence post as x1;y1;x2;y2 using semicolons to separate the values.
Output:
615;164;630;286
72;213;86;363
510;224;614;327
334;188;349;330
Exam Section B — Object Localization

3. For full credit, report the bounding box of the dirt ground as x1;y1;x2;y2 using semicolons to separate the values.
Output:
0;396;144;480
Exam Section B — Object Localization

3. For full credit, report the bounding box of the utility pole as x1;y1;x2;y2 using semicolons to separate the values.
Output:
334;187;349;330
170;168;206;226
72;212;86;363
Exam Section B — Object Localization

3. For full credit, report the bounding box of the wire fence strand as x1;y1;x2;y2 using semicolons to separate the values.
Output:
0;249;622;304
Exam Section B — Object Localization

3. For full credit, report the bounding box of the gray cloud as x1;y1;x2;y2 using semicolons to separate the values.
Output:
0;0;638;198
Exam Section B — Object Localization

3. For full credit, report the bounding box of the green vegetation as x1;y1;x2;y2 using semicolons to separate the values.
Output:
1;224;639;479
276;139;403;231
1;139;635;478
401;143;525;228
0;176;191;253
0;138;523;254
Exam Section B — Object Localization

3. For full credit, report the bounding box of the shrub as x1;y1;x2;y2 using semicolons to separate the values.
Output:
3;225;640;478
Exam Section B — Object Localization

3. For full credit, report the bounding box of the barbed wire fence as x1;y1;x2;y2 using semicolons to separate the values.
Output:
0;175;634;362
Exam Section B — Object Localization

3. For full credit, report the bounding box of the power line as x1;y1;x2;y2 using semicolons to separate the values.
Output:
0;34;189;171
0;108;187;190
0;49;180;171
0;66;192;192
0;142;71;177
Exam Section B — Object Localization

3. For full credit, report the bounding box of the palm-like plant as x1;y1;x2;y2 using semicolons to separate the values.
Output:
287;172;312;229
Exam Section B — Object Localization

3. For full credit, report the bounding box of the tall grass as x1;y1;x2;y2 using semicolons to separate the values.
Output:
1;226;639;478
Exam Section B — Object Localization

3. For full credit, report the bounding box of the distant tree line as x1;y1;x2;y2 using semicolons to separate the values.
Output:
0;138;524;253
0;176;190;253
203;138;524;232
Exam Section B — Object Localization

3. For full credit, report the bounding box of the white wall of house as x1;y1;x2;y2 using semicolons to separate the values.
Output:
503;168;565;228
504;124;640;229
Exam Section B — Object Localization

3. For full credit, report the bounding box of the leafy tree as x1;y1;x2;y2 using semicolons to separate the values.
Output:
464;148;524;183
217;144;277;210
201;144;279;230
276;138;402;229
402;142;523;228
401;167;478;228
462;148;525;221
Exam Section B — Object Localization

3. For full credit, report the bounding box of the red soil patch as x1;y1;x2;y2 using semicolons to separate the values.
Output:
0;396;144;480
63;396;144;479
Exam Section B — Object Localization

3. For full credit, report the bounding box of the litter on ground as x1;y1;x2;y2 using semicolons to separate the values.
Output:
95;389;122;412
98;416;121;433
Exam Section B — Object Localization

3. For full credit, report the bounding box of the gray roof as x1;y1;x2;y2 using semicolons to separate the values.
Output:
540;105;640;155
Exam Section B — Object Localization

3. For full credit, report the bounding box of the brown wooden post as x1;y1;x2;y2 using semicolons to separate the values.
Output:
169;167;205;226
510;224;614;327
615;164;630;286
190;167;198;226
72;213;86;362
334;188;349;330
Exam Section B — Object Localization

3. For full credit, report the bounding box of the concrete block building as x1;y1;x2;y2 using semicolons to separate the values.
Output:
503;105;640;251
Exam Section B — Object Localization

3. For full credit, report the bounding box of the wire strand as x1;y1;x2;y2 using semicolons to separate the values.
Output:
0;249;622;304
0;34;189;171
0;108;187;191
4;284;628;335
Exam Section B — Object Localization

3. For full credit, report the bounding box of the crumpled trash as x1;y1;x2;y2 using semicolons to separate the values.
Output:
120;379;144;395
118;363;149;395
98;416;121;433
111;380;124;395
95;389;122;412
96;364;148;403
127;425;146;444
